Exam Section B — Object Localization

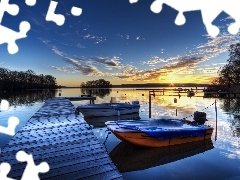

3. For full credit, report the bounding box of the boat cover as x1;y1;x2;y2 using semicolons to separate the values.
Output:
116;119;212;140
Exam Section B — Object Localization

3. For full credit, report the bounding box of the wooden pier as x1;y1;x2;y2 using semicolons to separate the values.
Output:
0;98;122;179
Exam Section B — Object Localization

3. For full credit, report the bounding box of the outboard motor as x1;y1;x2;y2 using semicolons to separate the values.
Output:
193;111;207;125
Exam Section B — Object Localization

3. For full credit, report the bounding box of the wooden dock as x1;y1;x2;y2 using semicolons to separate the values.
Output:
0;98;122;179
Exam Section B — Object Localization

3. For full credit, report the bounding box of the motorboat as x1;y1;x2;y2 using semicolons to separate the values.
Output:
76;97;140;117
83;113;140;127
105;111;213;147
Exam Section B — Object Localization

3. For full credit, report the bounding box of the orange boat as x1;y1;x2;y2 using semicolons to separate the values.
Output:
105;112;213;148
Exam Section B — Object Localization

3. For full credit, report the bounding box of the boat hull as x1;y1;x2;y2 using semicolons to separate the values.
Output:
77;103;140;117
111;129;213;147
106;120;213;148
78;107;139;117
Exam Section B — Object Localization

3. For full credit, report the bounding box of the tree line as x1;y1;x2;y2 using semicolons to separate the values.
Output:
0;68;58;90
206;43;240;91
80;79;112;88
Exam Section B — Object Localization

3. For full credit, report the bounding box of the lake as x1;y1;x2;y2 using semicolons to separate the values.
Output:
0;88;240;179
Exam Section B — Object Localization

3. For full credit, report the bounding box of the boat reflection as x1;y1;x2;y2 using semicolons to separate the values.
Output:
83;113;141;127
109;139;214;173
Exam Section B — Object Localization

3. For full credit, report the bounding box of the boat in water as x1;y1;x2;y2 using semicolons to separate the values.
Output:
105;111;213;147
76;97;140;117
83;113;140;127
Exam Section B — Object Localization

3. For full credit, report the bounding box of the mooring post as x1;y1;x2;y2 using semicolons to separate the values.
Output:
176;109;177;116
149;91;151;118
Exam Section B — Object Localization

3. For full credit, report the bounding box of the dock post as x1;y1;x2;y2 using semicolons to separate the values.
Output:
149;92;151;118
163;88;164;95
90;99;95;104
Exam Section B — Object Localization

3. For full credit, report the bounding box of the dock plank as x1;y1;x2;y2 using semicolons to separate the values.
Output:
0;98;122;179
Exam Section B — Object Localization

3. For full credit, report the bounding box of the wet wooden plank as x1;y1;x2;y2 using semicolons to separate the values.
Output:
0;98;122;180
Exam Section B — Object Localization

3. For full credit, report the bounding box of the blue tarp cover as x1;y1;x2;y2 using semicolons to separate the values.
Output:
117;119;210;140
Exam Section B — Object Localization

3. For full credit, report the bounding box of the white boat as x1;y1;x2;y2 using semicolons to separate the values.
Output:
76;98;140;117
83;113;140;127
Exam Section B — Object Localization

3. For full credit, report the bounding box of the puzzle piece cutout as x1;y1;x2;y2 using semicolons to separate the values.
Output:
0;150;49;180
0;116;19;136
0;21;30;54
1;99;10;111
46;0;82;26
0;100;19;136
129;0;138;3
0;0;36;54
0;163;16;180
130;0;240;37
25;0;37;6
0;0;82;54
16;151;50;180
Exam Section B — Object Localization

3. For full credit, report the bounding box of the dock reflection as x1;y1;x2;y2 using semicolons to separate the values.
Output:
109;139;214;173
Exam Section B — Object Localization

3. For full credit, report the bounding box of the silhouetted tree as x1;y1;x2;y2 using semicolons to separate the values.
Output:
0;68;58;90
207;43;240;91
80;79;112;88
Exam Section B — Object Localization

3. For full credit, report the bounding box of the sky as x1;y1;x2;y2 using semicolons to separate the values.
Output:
1;0;240;87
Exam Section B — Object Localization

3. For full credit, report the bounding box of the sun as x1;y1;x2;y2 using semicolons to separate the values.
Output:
168;75;176;83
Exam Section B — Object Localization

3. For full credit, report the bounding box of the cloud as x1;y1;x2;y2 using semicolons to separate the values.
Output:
76;43;86;48
52;47;64;57
128;32;240;82
142;56;169;65
86;56;122;67
48;65;72;73
49;54;124;77
117;34;130;40
136;36;145;40
62;57;103;75
117;34;145;41
49;58;103;76
108;32;240;82
84;34;106;44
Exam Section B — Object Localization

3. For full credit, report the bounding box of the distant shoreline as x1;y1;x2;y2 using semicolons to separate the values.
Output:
61;83;210;88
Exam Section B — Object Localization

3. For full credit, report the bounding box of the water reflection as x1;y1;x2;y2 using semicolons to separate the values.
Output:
220;98;240;116
1;88;239;179
110;139;214;173
0;89;57;107
80;88;111;98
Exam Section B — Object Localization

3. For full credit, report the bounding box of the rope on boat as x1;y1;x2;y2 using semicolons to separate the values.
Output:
181;101;217;120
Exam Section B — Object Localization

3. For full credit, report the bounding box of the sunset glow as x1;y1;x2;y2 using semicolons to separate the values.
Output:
0;0;237;86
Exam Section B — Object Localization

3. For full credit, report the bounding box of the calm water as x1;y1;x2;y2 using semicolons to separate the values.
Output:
0;88;240;179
